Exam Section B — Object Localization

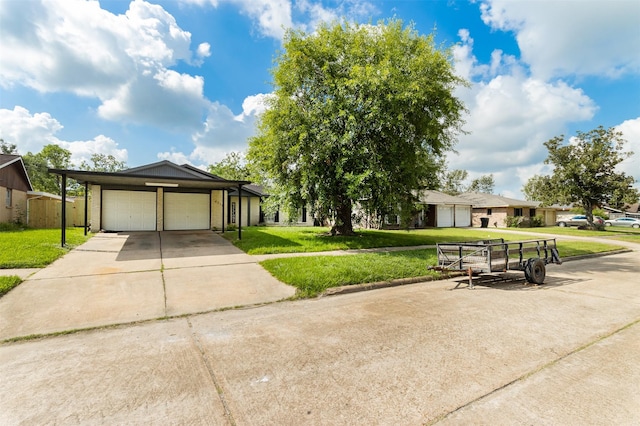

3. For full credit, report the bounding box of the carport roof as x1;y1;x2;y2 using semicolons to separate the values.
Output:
49;160;250;190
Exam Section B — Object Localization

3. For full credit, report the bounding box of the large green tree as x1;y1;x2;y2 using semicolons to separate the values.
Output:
467;174;495;194
1;138;18;154
80;153;126;172
208;151;250;181
23;144;73;195
248;20;466;235
522;174;553;203
526;126;638;227
440;169;468;195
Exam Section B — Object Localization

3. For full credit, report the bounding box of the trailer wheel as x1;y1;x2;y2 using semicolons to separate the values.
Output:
525;258;546;284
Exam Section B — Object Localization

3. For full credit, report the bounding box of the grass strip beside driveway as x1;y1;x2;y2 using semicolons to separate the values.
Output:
0;228;90;269
260;241;625;298
0;276;22;297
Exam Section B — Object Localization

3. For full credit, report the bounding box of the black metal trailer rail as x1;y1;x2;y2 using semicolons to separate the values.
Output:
432;238;562;288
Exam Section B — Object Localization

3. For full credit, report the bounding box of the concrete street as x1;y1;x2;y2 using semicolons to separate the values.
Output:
0;230;639;424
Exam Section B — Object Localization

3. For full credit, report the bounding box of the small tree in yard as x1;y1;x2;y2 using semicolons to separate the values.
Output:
528;126;639;228
248;20;466;235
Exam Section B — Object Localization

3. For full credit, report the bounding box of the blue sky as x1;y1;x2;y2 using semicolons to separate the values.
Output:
1;0;639;198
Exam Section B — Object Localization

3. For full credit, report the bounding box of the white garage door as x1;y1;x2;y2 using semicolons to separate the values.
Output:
437;205;454;227
164;192;210;230
102;190;156;231
455;206;471;227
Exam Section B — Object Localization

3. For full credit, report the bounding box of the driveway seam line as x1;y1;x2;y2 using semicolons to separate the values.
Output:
429;317;640;425
186;317;237;426
159;232;167;317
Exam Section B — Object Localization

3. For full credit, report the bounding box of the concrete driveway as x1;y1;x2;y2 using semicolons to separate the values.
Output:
0;231;295;340
1;249;639;424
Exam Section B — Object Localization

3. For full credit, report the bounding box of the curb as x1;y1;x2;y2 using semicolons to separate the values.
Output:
319;249;632;297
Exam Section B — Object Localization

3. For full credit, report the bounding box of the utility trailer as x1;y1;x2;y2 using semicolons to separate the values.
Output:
432;238;562;289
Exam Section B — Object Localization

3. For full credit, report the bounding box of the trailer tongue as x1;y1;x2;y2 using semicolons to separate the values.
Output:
432;238;562;289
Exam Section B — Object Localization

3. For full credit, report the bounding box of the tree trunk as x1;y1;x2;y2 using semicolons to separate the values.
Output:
583;200;597;229
330;200;355;236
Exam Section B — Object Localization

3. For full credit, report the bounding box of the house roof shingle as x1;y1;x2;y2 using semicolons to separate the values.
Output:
417;190;473;205
457;192;540;208
49;160;249;190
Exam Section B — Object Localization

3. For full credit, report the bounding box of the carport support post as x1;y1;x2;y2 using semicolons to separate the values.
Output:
84;181;88;236
61;173;67;247
238;184;242;240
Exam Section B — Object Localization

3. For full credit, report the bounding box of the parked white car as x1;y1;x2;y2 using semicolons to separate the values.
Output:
556;215;604;227
604;217;640;228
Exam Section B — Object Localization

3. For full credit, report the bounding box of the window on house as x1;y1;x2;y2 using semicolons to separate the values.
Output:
274;210;280;223
231;202;236;224
487;208;492;215
5;188;11;208
529;208;536;217
302;207;307;222
514;208;523;217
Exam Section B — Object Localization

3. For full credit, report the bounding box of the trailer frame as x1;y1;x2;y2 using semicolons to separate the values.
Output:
432;238;562;289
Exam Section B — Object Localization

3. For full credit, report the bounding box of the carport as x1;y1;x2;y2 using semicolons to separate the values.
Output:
49;161;250;246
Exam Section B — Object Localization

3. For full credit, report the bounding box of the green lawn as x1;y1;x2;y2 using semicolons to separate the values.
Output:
0;228;90;269
0;275;22;297
226;226;627;298
261;249;440;298
224;226;544;255
504;225;640;243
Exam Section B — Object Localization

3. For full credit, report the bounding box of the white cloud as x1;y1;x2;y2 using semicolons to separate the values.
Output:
58;136;128;167
157;93;271;165
0;106;128;166
450;30;598;197
180;0;377;40
0;107;63;153
480;0;640;79
615;117;640;185
197;42;212;58
0;0;207;130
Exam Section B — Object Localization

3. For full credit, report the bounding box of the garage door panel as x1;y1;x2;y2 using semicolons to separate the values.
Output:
437;205;454;228
164;193;210;230
102;190;156;231
455;206;471;227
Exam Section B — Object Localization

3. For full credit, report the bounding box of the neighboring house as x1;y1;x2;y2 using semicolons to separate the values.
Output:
49;160;251;232
601;203;640;220
359;190;473;229
622;203;640;219
457;192;559;227
0;154;33;224
416;190;473;228
227;184;264;227
263;203;315;226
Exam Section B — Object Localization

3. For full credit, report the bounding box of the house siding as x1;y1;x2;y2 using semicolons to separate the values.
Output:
1;161;30;224
471;207;509;227
1;187;27;224
228;196;261;227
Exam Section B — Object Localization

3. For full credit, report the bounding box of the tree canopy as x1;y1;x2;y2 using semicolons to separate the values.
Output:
23;144;73;195
524;126;639;227
80;153;127;173
441;168;494;195
1;138;18;154
248;20;466;234
208;151;250;181
467;174;495;194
